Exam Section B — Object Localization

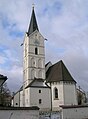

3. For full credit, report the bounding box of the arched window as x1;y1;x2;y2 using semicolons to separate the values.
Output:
38;70;42;78
31;69;35;79
31;58;36;67
54;87;58;99
38;59;42;68
35;47;38;55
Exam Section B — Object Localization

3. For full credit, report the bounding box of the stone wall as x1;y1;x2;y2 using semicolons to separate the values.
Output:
0;106;39;119
61;105;88;119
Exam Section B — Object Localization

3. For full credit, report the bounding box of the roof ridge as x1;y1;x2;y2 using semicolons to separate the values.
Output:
49;60;62;68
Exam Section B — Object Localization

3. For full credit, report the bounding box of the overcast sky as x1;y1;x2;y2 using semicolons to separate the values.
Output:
0;0;88;92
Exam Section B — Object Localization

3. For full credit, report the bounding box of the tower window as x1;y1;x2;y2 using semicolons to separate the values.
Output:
38;70;42;78
31;58;36;67
39;99;42;104
38;59;42;68
54;87;58;99
16;103;18;105
31;69;35;79
39;90;41;93
35;47;38;55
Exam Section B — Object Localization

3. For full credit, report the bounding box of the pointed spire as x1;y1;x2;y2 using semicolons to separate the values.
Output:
27;5;39;36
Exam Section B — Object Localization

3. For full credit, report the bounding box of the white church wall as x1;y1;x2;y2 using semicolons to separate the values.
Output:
51;82;64;111
25;88;30;107
38;35;44;47
29;87;51;111
29;45;35;54
59;83;65;105
38;47;45;55
28;56;33;67
51;81;77;111
13;91;20;107
28;31;45;48
63;82;77;105
23;31;45;82
20;90;23;107
27;68;45;80
27;68;32;79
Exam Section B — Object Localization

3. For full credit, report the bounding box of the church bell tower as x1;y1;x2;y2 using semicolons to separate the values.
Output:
23;6;45;88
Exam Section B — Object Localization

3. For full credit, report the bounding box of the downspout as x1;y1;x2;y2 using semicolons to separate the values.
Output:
50;82;52;111
19;91;20;107
50;82;52;119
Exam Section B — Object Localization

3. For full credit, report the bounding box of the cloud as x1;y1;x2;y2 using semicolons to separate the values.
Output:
0;55;7;64
61;48;88;89
0;0;88;92
0;65;23;92
44;0;88;91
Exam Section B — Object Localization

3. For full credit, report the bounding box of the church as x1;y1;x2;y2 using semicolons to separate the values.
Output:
12;6;78;111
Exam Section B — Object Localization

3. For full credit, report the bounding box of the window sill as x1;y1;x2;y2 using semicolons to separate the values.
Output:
54;98;59;100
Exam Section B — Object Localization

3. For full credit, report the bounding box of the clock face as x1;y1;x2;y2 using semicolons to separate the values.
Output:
34;39;40;46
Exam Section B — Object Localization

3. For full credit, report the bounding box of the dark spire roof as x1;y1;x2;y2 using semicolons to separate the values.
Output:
27;6;39;35
46;60;76;83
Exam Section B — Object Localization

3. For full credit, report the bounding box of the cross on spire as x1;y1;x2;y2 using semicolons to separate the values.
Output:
32;3;35;9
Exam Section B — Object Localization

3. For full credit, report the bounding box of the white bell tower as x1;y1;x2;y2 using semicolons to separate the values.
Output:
23;6;45;88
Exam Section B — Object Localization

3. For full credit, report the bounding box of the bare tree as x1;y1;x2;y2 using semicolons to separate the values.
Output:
0;83;11;106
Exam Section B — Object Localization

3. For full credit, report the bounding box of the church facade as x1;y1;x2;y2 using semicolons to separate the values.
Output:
13;7;78;111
